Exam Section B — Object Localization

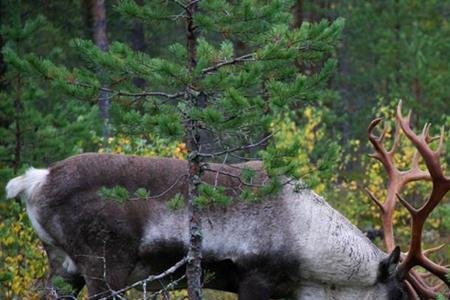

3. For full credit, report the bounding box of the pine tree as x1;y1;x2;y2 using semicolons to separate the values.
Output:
0;1;99;298
83;0;112;142
16;0;344;297
333;0;450;139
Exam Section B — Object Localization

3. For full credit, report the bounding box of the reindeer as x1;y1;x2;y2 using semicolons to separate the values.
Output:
5;102;449;299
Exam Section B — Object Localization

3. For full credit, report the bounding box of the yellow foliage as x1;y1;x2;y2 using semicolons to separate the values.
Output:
269;107;332;194
97;134;188;159
0;201;48;299
333;110;449;258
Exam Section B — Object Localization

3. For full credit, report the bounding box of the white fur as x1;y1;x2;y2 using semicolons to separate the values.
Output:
141;185;385;290
6;168;49;199
142;202;285;262
26;202;54;245
62;256;78;274
294;281;388;300
6;168;54;245
285;188;383;286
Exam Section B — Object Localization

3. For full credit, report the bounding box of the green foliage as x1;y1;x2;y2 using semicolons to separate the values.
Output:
167;193;186;210
435;294;447;300
98;186;129;203
42;0;345;208
51;276;74;296
195;184;231;208
134;187;150;199
260;108;340;192
329;0;450;139
436;204;450;232
241;167;256;183
1;2;346;295
5;0;449;298
327;102;450;261
256;178;283;198
0;200;47;300
0;2;97;298
115;0;174;24
240;187;259;203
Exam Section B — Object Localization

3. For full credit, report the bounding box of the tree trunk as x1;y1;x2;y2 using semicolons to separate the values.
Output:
292;0;304;28
131;0;146;88
185;1;203;299
14;76;22;173
84;0;111;143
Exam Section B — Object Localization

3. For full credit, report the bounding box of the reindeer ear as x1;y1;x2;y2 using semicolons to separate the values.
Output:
378;246;401;281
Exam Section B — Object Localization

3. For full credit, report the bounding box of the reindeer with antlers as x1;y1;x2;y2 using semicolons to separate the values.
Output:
366;101;450;299
5;102;449;299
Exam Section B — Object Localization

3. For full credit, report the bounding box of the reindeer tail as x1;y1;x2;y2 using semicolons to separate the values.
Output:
6;168;49;199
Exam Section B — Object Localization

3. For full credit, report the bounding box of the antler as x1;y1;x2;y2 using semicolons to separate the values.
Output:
366;110;430;251
395;102;450;285
366;101;450;299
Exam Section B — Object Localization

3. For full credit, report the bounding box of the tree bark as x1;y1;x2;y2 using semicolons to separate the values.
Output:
185;1;203;299
292;0;304;28
131;0;146;88
14;76;22;173
84;0;111;143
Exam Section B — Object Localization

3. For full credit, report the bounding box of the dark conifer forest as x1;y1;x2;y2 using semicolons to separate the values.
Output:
0;1;449;299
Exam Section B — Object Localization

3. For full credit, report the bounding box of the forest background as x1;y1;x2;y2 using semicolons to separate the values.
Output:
0;0;449;299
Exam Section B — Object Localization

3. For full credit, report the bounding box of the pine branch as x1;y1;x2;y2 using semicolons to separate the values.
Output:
129;174;188;200
202;53;256;74
203;167;265;188
198;133;273;157
75;81;184;99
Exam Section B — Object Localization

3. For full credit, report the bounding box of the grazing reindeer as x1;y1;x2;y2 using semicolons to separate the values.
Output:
5;103;449;299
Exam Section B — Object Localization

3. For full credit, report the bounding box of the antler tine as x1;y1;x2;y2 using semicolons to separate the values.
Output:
406;272;440;299
367;101;449;298
364;187;385;213
394;101;450;291
368;118;386;158
422;123;431;142
366;105;432;252
404;280;420;300
396;101;449;182
396;193;417;216
367;117;399;177
423;243;446;257
432;281;447;294
367;116;403;251
380;123;389;143
422;123;442;145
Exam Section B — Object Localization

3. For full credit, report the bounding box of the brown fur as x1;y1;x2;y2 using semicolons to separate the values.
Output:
18;154;407;300
37;154;287;299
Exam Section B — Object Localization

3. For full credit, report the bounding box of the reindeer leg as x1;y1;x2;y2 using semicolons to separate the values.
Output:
43;243;85;299
76;242;137;299
83;261;136;300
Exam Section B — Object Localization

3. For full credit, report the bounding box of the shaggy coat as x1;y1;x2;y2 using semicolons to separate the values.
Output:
6;153;407;300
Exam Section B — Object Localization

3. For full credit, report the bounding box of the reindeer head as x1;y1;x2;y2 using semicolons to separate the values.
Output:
366;101;450;299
